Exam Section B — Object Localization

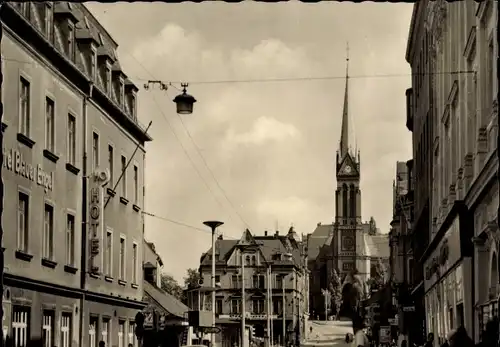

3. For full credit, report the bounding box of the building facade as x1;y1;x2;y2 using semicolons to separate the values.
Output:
1;2;152;347
406;0;498;345
306;60;391;318
189;228;309;347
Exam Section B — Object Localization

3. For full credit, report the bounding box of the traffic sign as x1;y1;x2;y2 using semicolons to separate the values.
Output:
403;306;415;312
201;327;221;334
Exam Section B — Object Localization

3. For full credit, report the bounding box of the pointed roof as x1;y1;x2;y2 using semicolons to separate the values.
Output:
339;42;354;161
236;228;257;247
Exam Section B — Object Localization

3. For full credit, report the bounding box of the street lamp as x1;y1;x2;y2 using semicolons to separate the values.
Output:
143;80;196;115
173;83;197;115
203;220;224;347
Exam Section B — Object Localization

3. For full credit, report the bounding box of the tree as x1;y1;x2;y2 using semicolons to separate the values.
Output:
183;268;202;289
367;259;387;290
328;268;342;314
160;273;184;301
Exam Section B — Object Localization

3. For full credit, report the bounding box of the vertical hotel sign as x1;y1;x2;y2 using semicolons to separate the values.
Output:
89;174;103;274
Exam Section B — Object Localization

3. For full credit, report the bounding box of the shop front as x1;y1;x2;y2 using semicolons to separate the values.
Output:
423;215;472;346
470;180;499;342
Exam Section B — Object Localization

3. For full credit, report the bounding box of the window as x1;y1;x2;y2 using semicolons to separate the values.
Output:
108;145;114;187
12;306;30;347
89;47;96;80
42;310;54;347
17;192;29;252
92;132;99;171
275;275;283;289
104;63;112;94
216;299;223;314
102;318;110;347
119;78;125;106
252;299;264;314
45;97;55;151
43;204;54;259
45;3;53;40
132;242;138;284
105;229;113;276
67;114;76;165
215;275;221;283
118;321;125;347
129;94;136;119
119;236;126;280
253;275;265;289
121;156;127;197
67;22;75;60
487;38;494;111
127;323;135;347
19;77;30;136
231;275;240;289
89;317;98;347
66;214;75;265
231;299;240;314
133;165;138;204
273;299;282;315
60;312;71;347
128;322;136;347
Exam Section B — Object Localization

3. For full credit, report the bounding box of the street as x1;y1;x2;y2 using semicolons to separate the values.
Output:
302;320;353;347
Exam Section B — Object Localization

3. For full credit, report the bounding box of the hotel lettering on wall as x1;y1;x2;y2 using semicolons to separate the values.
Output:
424;218;461;290
2;148;54;192
89;174;103;274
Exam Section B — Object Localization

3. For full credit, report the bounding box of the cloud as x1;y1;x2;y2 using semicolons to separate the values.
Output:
87;2;413;282
226;116;300;146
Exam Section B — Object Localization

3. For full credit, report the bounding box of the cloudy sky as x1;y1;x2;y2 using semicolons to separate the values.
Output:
86;1;413;283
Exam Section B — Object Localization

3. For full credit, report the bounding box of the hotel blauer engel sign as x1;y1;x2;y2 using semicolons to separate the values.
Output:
3;148;54;191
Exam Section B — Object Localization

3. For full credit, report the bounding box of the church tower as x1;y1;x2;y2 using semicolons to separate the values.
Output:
332;45;363;278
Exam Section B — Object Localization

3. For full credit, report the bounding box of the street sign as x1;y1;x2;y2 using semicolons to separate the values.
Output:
388;318;398;326
379;326;391;343
403;306;415;312
202;327;221;334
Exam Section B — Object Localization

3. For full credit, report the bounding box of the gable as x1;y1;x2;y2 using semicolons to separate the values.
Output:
237;229;257;247
337;154;359;178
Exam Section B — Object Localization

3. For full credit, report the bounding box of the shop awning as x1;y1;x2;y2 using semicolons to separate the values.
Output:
144;281;189;319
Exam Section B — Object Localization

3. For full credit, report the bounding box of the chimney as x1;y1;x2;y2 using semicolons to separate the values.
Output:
275;230;279;236
217;234;223;240
264;231;268;236
317;222;321;226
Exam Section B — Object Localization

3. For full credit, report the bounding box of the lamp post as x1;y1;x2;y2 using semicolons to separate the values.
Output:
203;221;224;347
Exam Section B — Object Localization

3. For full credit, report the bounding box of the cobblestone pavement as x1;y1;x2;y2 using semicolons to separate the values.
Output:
302;320;353;347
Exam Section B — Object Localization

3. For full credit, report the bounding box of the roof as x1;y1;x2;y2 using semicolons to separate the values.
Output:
365;234;390;259
143;281;189;319
306;223;333;261
200;230;304;268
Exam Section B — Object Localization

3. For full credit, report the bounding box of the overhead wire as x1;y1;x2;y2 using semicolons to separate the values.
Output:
2;57;473;85
119;50;251;230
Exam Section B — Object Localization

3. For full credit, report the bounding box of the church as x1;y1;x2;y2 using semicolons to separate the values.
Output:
306;55;389;318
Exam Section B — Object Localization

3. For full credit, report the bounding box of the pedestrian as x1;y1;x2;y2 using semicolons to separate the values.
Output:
424;333;435;347
448;326;474;347
476;318;499;347
352;315;369;347
99;341;106;347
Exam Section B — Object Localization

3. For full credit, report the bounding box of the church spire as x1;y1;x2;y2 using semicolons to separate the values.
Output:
339;42;350;159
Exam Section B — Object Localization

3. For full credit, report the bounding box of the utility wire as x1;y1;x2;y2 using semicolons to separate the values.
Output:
118;49;251;229
2;57;473;85
165;88;252;230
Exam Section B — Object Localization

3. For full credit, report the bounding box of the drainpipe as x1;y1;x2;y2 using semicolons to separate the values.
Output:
79;84;92;347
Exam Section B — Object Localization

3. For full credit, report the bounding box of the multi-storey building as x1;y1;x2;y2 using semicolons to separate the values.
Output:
306;60;389;318
388;160;422;346
1;3;152;346
141;241;189;347
406;0;498;344
188;228;308;347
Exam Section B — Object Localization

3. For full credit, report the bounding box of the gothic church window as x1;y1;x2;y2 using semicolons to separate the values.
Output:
350;184;356;219
342;184;348;218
